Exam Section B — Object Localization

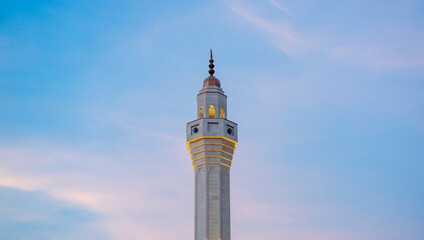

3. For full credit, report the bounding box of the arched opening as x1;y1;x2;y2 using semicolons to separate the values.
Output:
220;107;225;118
199;107;204;118
208;105;216;118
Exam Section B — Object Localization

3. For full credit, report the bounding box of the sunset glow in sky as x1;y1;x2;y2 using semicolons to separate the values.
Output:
1;0;424;239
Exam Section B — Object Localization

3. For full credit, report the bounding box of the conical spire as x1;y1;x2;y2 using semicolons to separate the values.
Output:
208;49;215;76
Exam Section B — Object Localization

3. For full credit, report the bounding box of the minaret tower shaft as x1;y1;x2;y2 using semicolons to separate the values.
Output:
186;50;238;240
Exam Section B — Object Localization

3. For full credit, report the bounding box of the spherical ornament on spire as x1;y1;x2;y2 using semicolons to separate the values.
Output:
203;49;220;87
208;49;215;76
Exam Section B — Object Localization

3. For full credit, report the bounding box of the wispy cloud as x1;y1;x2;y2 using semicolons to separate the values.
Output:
331;43;424;68
0;186;108;239
0;134;192;239
269;0;291;15
224;0;424;68
224;0;308;56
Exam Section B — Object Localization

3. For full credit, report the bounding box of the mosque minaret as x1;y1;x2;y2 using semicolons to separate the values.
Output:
186;50;238;240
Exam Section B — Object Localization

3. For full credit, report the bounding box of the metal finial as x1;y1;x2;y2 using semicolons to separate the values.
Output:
208;49;215;76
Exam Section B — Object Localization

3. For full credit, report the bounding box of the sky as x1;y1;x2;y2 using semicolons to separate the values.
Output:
0;0;423;239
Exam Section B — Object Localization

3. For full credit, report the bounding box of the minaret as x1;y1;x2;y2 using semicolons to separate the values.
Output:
186;50;238;240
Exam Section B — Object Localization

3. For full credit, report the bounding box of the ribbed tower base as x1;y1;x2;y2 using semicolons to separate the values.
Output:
188;136;236;240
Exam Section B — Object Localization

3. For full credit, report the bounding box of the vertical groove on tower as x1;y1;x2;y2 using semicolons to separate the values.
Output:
218;165;222;239
205;165;209;239
195;168;198;240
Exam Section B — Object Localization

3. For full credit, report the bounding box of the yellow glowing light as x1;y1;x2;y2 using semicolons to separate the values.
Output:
191;155;233;163
190;143;235;152
220;107;225;118
190;149;234;157
209;105;216;118
186;136;238;150
193;162;231;171
199;107;204;118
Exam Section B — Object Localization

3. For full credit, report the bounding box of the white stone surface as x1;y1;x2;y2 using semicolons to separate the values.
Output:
187;82;238;240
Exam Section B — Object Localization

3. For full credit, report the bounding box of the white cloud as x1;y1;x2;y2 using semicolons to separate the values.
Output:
224;0;424;68
269;0;291;15
224;0;308;56
0;186;109;239
0;134;192;239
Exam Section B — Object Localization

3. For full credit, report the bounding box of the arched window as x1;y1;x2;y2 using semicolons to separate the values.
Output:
208;105;216;118
220;107;225;118
199;107;204;118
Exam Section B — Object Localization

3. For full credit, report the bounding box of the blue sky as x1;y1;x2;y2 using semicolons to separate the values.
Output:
1;0;423;239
